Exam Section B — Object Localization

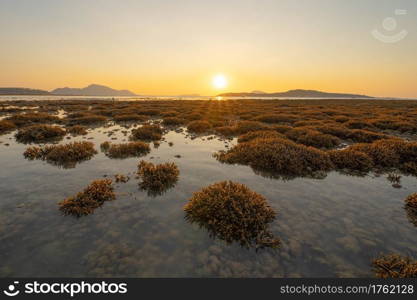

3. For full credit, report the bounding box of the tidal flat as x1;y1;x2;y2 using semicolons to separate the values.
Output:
0;99;417;277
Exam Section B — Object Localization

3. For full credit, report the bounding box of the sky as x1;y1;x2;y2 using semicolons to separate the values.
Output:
0;0;416;97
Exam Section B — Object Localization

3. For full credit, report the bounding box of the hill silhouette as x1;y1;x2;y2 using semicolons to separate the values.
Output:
218;89;372;98
0;88;50;95
51;84;136;96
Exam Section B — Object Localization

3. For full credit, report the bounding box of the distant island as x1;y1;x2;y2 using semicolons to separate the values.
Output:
0;84;137;96
218;89;373;98
51;84;136;96
0;88;51;95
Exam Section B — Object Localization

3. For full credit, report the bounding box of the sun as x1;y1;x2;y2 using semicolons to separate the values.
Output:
212;74;228;89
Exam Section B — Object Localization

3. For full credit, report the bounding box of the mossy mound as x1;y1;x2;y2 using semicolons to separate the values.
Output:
15;124;66;143
215;138;333;178
184;181;279;249
130;124;163;141
137;160;179;195
101;141;150;159
23;141;97;168
372;254;417;278
58;179;115;217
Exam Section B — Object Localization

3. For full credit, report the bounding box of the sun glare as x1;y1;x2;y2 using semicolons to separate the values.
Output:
212;74;228;89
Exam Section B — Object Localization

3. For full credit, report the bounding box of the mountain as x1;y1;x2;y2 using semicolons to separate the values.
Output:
251;90;267;94
218;89;372;98
0;88;50;95
51;84;136;96
177;93;201;97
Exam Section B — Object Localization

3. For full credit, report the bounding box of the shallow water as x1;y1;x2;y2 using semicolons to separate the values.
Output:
0;123;416;277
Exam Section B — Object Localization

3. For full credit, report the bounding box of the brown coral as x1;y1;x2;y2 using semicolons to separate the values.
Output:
58;179;115;217
184;181;279;249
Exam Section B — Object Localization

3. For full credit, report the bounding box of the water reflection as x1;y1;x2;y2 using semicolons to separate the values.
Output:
0;124;416;277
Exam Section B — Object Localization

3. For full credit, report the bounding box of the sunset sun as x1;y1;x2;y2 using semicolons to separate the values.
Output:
212;74;228;89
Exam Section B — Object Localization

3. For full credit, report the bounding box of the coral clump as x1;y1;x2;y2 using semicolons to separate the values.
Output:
215;138;333;178
66;125;88;136
100;141;111;152
66;114;107;125
285;127;340;149
405;193;417;211
23;141;97;168
347;129;388;143
350;139;417;174
214;125;237;137
372;254;417;278
115;174;129;183
58;179;115;217
162;117;185;126
101;141;150;159
184;181;279;249
15;124;66;143
130;124;163;141
137;160;179;195
328;149;374;173
405;193;417;227
187;120;212;134
113;114;148;123
253;114;297;124
6;112;59;127
0;120;17;135
235;121;270;134
238;130;285;143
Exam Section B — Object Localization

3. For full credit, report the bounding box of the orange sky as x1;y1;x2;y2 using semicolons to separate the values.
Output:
1;0;416;97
